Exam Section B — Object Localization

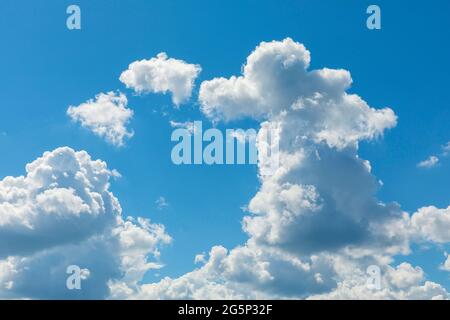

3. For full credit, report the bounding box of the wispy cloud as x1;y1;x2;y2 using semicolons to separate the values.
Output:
155;196;169;210
417;155;439;169
416;140;450;169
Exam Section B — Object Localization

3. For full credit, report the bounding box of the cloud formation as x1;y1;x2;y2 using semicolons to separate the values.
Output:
130;38;448;300
416;141;450;169
0;147;170;299
67;92;134;147
3;38;448;300
120;52;201;106
310;262;448;300
410;206;450;243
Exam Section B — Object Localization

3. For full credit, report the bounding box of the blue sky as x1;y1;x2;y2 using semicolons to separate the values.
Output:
0;0;449;299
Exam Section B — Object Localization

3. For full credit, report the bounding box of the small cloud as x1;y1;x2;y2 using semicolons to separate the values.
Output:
155;196;169;210
240;205;249;212
441;141;450;156
194;253;206;264
417;156;439;169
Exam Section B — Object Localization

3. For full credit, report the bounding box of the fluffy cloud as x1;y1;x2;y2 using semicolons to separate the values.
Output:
131;38;448;300
199;38;404;257
130;246;448;300
0;147;171;299
67;92;134;147
417;156;439;169
410;206;450;243
129;245;336;299
120;53;201;106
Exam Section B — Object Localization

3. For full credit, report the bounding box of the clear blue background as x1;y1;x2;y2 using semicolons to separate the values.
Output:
0;0;449;288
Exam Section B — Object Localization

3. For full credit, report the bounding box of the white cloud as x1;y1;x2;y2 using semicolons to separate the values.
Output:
417;156;439;168
309;262;448;300
0;147;171;299
117;39;450;300
410;206;450;243
67;92;134;147
4;38;449;300
388;263;424;289
442;142;450;156
129;245;336;299
169;120;195;134
120;52;201;106
199;38;397;150
194;253;206;264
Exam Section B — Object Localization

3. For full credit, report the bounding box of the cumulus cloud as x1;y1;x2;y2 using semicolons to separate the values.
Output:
120;53;201;106
122;38;450;300
199;38;397;150
417;156;439;169
169;120;195;134
0;147;171;299
67;92;134;147
194;253;207;265
410;206;450;243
